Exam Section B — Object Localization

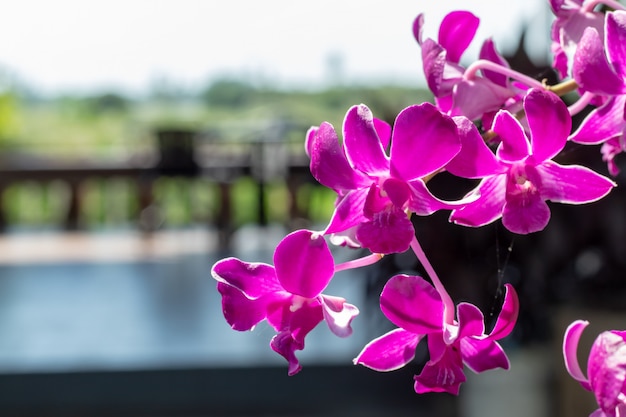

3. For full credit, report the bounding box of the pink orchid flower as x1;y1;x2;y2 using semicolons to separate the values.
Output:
570;11;626;174
549;0;607;79
414;10;520;121
449;88;615;234
564;320;626;417
354;274;519;395
308;102;467;254
211;229;359;375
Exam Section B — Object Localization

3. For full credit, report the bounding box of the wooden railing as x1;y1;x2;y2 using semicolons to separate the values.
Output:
0;139;316;250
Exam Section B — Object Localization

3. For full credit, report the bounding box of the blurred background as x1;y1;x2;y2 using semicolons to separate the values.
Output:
0;0;622;416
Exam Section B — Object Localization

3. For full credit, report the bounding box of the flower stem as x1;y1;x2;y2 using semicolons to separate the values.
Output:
334;252;383;273
410;235;455;324
547;79;579;96
464;59;546;90
568;91;595;116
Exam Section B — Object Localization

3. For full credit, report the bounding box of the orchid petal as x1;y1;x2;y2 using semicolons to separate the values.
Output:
447;116;506;178
563;320;592;389
266;296;323;342
383;178;411;208
571;95;626;144
374;118;392;151
451;77;516;121
320;294;359;338
479;38;509;87
450;175;507;228
574;27;626;95
271;330;304;376
390;103;460;180
325;188;369;235
461;338;510;372
493;110;530;163
413;13;424;44
379;274;443;334
421;38;448;97
217;282;272;331
606;11;626;79
588;330;626;415
305;126;317;157
212;258;281;299
457;302;486;339
408;179;481;216
354;328;422;372
488;284;520;340
438;11;479;64
344;104;389;175
362;183;389;219
502;184;550;235
414;343;466;395
309;122;369;191
356;207;414;254
525;89;570;161
274;230;334;298
536;161;615;204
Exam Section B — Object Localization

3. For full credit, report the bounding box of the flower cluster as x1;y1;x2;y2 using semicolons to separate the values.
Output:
212;1;626;410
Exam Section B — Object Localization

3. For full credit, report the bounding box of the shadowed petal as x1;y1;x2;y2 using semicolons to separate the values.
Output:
451;78;516;121
438;11;479;63
380;274;443;334
212;258;281;299
374;118;392;151
274;230;334;298
271;330;304;376
570;96;626;144
390;103;460;180
574;27;626;95
461;338;510;372
525;89;570;161
344;105;389;175
320;295;359;338
354;328;422;372
413;13;424;44
450;175;507;228
325;188;369;235
479;38;510;87
447;116;506;178
536;161;615;204
408;179;480;216
488;284;520;340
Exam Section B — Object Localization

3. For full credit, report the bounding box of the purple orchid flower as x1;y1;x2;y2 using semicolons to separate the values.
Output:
448;88;615;234
414;10;520;121
308;102;468;254
549;0;607;79
354;274;519;395
563;320;626;417
570;11;626;174
211;229;359;375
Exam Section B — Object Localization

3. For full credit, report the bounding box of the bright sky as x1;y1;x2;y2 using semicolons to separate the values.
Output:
0;0;549;95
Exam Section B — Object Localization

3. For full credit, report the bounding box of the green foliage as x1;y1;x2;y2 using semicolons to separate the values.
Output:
0;79;434;229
